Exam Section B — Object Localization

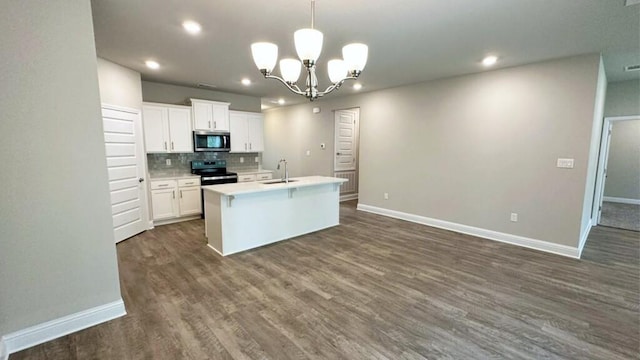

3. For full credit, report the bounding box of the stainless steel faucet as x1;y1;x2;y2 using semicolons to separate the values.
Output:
277;159;289;183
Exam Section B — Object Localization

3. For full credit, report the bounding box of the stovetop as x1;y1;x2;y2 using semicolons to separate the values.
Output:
191;160;236;177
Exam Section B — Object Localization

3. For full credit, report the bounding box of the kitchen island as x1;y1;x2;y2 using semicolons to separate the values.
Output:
202;176;347;256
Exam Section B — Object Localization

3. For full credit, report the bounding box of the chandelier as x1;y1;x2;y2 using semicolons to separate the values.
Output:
250;0;368;101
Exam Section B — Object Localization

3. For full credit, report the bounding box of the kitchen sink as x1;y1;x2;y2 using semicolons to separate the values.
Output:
262;179;298;185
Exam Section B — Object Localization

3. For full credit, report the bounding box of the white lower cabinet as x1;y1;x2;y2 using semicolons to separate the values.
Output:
178;179;201;216
150;177;202;222
151;181;178;220
237;172;273;183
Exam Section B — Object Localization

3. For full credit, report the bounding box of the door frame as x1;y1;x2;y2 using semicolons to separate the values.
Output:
333;107;360;201
102;103;151;238
592;115;640;223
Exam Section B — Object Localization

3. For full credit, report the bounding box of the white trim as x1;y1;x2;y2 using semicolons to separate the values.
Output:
101;103;140;114
357;204;581;259
2;299;126;355
603;196;640;205
578;218;593;258
0;337;7;360
153;214;201;227
340;193;358;202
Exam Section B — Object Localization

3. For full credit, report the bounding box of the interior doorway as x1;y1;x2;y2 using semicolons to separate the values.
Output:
334;108;360;201
593;115;640;232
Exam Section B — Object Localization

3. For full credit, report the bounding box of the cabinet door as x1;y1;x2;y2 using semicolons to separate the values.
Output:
168;107;192;152
229;112;248;152
151;188;177;220
192;101;212;130
212;104;230;131
247;113;264;152
142;105;169;153
178;186;202;216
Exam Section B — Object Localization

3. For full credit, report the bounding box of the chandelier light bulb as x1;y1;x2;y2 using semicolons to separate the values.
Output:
251;42;278;73
342;43;368;72
327;59;347;83
280;59;302;83
294;29;324;63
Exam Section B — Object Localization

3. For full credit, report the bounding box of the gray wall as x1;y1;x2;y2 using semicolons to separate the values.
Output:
141;81;261;112
97;58;143;109
604;120;640;200
0;0;122;336
264;54;602;248
604;79;640;117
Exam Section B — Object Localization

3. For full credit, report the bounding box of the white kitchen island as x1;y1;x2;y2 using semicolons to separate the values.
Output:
202;176;347;256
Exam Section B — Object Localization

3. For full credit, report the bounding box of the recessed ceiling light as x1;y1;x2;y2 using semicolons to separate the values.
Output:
145;60;160;70
353;83;362;90
241;78;251;86
278;99;285;105
482;55;498;67
182;20;201;35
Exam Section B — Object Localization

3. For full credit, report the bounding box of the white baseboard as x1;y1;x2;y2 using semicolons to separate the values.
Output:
357;204;580;259
153;214;201;227
2;299;126;355
340;193;358;202
603;196;640;205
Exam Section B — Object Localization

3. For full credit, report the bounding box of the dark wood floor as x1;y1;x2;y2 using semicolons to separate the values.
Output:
12;201;640;359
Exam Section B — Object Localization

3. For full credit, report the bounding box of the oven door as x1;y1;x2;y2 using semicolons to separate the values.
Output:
193;131;231;152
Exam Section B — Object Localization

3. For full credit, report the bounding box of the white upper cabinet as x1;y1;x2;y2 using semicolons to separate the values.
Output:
229;111;264;153
191;99;230;131
142;103;193;153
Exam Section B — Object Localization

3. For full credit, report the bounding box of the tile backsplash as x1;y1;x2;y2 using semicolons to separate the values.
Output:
147;152;262;176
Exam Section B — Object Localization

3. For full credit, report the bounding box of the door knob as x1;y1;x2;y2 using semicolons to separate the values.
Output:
139;178;145;183
336;152;342;155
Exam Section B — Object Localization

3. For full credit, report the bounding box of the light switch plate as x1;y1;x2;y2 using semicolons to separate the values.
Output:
556;158;574;169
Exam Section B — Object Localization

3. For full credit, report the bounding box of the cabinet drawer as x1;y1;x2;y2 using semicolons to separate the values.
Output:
256;173;273;180
150;180;177;190
238;174;257;182
178;178;201;187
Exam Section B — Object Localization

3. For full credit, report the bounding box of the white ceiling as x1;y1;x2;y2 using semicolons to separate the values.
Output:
91;0;640;107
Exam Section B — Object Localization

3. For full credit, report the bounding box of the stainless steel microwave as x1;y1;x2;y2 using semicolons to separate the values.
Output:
193;131;231;152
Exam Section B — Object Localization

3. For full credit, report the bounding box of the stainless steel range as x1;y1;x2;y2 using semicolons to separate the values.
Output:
191;160;238;218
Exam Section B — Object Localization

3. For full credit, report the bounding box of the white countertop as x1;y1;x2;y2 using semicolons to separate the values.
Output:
149;173;200;181
202;176;347;196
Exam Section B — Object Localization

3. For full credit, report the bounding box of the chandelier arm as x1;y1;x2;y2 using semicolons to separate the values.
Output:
318;76;358;97
263;74;306;96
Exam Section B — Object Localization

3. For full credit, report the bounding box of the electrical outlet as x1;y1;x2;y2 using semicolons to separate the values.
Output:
306;150;311;156
255;157;259;163
165;159;171;166
510;213;518;222
240;157;244;163
556;158;574;169
384;193;389;200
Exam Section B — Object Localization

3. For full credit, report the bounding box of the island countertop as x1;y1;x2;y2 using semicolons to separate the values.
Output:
202;176;347;196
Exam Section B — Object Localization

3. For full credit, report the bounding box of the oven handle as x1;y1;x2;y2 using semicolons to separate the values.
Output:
202;175;237;181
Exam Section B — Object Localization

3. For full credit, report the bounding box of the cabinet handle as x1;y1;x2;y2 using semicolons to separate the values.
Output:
249;143;252;150
245;143;247;150
184;182;194;185
157;184;169;187
214;121;217;129
208;121;211;128
172;190;175;199
180;190;183;198
164;142;167;150
171;142;174;150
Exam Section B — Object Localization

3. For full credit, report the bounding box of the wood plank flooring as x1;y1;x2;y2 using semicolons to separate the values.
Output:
11;201;640;359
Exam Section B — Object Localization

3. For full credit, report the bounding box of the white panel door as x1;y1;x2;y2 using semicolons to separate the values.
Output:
103;105;149;243
334;110;357;171
168;107;192;152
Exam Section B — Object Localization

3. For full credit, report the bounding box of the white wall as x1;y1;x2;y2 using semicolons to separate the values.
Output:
264;54;602;249
97;58;143;109
0;0;122;337
604;79;640;117
141;81;261;112
604;119;640;200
